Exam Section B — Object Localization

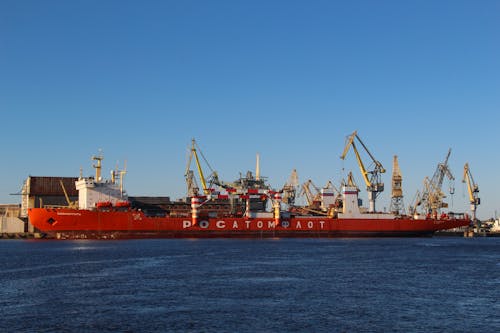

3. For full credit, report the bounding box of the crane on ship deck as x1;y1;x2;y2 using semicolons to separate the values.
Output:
59;179;78;208
340;131;386;213
463;163;480;221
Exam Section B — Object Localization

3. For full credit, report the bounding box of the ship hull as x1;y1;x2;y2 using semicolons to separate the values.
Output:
28;208;471;239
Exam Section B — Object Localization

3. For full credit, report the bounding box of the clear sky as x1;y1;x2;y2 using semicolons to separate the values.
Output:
1;0;499;219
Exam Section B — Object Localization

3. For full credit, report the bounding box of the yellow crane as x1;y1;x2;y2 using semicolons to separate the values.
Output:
300;179;322;207
463;163;480;221
185;139;221;196
59;179;77;208
300;180;315;206
414;149;455;216
340;131;385;212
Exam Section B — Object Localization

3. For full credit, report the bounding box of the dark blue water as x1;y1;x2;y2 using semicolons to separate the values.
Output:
0;238;498;332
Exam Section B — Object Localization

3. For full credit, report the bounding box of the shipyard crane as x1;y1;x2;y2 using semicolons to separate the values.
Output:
185;139;221;196
463;163;480;221
282;169;299;205
300;180;315;206
185;170;200;197
409;189;422;216
415;149;455;215
389;155;405;215
340;131;386;213
430;148;455;196
300;179;322;207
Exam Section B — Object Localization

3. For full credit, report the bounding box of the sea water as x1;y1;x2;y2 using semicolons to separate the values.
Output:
0;237;498;332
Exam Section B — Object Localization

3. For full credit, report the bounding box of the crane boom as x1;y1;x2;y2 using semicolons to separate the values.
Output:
59;179;77;208
340;130;385;212
185;139;209;195
462;162;480;220
415;149;455;216
341;132;370;188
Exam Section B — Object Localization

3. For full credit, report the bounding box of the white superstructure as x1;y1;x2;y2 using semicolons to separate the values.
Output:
337;184;395;220
75;153;127;209
491;218;500;233
75;178;126;209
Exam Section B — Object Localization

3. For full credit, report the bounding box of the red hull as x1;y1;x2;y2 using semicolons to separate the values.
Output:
28;208;471;239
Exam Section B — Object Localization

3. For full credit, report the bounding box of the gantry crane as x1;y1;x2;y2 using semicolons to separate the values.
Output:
463;163;480;221
340;131;385;212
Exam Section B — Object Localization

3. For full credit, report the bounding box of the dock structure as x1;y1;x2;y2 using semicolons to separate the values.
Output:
1;176;78;237
21;176;79;217
0;204;31;238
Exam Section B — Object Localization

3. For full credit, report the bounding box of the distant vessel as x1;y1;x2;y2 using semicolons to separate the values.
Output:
490;219;500;233
28;140;471;239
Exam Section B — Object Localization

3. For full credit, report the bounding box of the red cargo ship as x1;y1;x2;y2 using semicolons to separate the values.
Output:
28;151;470;239
28;206;470;239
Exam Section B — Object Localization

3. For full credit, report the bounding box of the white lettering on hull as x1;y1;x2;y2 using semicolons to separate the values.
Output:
181;220;327;230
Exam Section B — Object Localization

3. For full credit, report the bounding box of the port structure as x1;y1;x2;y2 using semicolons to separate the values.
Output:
340;130;386;213
281;169;299;206
463;163;480;221
185;139;222;196
411;149;455;216
389;155;405;215
300;179;322;207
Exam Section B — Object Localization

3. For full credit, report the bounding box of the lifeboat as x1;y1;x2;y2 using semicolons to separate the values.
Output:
115;201;131;208
96;201;113;208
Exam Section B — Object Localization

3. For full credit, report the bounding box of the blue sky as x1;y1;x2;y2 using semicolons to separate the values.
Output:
1;0;499;219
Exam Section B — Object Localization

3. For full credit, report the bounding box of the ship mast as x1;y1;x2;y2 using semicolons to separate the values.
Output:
92;151;103;182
